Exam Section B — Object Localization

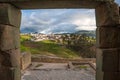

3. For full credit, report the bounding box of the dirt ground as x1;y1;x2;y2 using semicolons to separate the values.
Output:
22;62;95;80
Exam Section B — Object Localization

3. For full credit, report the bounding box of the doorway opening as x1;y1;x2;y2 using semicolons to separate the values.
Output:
20;9;96;80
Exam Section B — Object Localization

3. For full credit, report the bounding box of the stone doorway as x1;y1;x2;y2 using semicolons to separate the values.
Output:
0;0;119;80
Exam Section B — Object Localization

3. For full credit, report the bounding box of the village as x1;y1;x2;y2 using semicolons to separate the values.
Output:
21;32;68;41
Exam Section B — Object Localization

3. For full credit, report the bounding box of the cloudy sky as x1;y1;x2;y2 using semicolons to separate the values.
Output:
20;0;120;34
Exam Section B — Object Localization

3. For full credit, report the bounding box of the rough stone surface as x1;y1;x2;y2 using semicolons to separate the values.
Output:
95;2;119;27
0;25;20;51
96;70;104;80
96;27;120;48
0;51;12;80
0;0;114;9
9;49;21;67
96;48;119;72
0;3;21;27
30;63;68;70
9;49;21;80
21;52;31;70
96;71;119;80
119;49;120;72
0;49;21;80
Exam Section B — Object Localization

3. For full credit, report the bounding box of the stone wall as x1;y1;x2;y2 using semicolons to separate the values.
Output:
0;3;21;80
95;2;120;80
21;52;31;70
32;57;96;63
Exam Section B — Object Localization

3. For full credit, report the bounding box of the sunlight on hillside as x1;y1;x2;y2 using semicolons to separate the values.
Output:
21;35;80;59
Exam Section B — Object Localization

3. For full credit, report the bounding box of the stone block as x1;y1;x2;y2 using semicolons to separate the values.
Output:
0;0;114;9
8;49;21;80
0;66;13;80
0;49;21;80
103;72;119;80
95;2;119;27
21;52;31;70
96;70;104;80
9;49;21;67
118;49;120;72
96;48;119;72
119;72;120;80
0;25;20;51
0;3;21;27
7;49;21;80
96;71;119;80
96;27;120;48
14;27;20;49
96;48;103;71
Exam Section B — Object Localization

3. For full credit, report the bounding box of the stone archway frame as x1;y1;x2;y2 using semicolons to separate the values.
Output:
0;0;119;80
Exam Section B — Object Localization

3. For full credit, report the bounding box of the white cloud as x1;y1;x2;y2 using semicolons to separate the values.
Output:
21;9;96;33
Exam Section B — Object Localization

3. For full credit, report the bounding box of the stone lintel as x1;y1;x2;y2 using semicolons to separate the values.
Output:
0;0;114;9
96;27;120;48
0;3;21;27
0;25;20;51
0;0;115;2
95;2;119;27
96;48;119;72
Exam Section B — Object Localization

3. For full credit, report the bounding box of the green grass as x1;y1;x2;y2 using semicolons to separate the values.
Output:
77;65;88;69
20;35;80;59
20;35;32;52
20;35;31;42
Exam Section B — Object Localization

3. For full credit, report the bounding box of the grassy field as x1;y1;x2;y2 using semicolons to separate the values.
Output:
20;35;80;59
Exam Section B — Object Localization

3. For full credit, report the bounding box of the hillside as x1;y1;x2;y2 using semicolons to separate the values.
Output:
56;30;96;38
21;35;80;59
75;30;96;37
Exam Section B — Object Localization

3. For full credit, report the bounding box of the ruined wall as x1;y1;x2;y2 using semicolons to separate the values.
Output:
0;3;21;80
21;52;31;70
95;2;120;80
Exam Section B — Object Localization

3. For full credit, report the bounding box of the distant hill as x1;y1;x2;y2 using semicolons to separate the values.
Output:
58;30;96;38
75;30;96;38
